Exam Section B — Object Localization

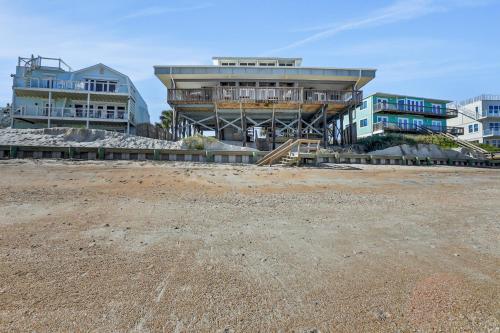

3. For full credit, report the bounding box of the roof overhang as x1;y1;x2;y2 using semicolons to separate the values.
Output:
154;65;376;90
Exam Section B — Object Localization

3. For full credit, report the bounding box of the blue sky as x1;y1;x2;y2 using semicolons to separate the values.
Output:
0;0;499;123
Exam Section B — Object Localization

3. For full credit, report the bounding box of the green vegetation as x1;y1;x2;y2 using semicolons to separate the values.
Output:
477;143;500;153
182;134;218;150
154;110;173;134
358;134;459;152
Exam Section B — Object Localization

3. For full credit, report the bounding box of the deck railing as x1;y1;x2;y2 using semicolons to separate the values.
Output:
373;121;464;135
15;78;129;94
479;109;500;118
167;87;362;105
483;128;500;136
13;106;130;121
374;102;458;118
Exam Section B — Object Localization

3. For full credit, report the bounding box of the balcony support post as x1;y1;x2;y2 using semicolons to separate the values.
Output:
86;92;90;129
240;103;247;147
271;106;276;150
322;104;328;148
47;90;52;128
297;105;302;139
174;109;179;141
339;112;344;145
348;108;354;145
170;108;175;139
214;103;221;140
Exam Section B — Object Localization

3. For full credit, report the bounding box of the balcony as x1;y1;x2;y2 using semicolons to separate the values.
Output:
13;106;130;122
374;102;458;119
167;87;362;105
478;110;500;119
483;128;500;136
373;121;464;135
14;77;129;94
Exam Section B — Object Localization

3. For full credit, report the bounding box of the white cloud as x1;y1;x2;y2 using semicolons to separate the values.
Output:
119;3;213;20
266;0;496;54
0;4;212;116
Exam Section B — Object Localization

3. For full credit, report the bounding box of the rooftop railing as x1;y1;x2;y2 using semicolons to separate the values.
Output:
456;94;500;106
167;87;362;105
14;77;129;94
374;102;458;118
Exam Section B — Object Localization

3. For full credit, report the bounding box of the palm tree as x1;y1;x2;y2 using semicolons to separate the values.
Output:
158;110;173;132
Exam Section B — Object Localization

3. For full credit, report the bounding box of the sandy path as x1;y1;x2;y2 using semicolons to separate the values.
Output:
0;160;499;332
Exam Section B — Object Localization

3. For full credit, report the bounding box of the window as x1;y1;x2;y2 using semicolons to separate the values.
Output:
431;120;442;131
360;119;368;127
361;101;368;110
474;124;479;132
376;98;388;109
432;104;442;114
117;106;125;119
398;118;409;129
84;79;118;92
220;82;236;87
106;106;115;119
258;82;276;87
376;116;388;124
468;124;473;133
239;82;256;87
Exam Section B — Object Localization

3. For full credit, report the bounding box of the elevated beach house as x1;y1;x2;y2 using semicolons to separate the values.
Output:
154;57;376;147
11;55;150;134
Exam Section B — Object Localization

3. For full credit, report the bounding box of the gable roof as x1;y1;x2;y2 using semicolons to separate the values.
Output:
72;63;129;80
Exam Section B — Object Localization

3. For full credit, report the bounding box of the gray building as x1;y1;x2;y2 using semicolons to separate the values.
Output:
448;95;500;148
11;55;150;134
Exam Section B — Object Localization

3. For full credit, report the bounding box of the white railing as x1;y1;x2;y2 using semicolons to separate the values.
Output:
483;128;500;136
14;106;129;121
15;78;129;94
456;94;500;106
168;88;362;104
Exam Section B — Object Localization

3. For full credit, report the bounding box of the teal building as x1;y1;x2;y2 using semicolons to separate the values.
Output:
344;92;462;139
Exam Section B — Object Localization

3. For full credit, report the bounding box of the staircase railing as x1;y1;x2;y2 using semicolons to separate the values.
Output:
257;139;320;166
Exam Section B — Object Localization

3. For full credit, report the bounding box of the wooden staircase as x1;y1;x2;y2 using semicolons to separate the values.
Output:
257;139;321;167
415;124;491;158
438;132;489;155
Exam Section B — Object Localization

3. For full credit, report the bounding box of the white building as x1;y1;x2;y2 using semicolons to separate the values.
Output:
448;95;500;148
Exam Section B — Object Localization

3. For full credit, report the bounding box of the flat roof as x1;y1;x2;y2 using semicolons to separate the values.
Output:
212;56;302;61
365;92;452;104
154;65;377;89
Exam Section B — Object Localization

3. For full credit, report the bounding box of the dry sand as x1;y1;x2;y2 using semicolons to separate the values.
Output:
0;160;499;332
